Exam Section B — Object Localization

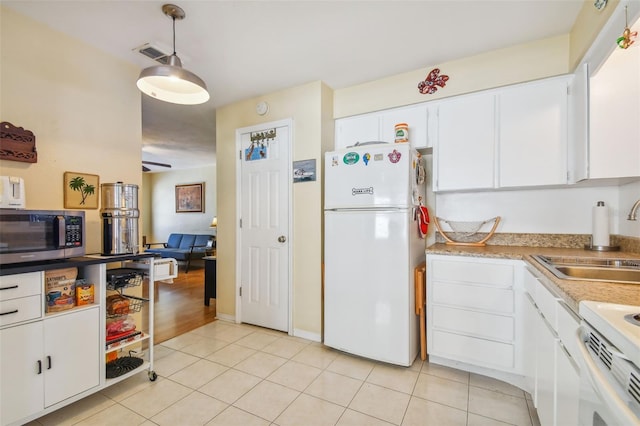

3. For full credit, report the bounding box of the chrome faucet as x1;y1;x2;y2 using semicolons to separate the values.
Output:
628;199;640;220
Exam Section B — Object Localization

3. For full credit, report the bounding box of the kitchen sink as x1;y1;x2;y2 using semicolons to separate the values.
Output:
532;255;640;284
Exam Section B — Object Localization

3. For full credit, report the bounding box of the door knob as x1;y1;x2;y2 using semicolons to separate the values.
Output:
278;235;286;243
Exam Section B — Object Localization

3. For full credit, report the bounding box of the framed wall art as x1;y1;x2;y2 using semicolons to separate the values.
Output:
176;183;204;213
293;159;316;183
64;172;99;209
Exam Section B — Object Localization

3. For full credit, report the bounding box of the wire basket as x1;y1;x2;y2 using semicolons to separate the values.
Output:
106;295;148;319
106;268;144;291
433;216;501;246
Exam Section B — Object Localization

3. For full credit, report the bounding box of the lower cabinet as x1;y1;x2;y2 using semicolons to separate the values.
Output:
523;267;580;426
427;255;521;373
0;307;100;425
426;255;581;426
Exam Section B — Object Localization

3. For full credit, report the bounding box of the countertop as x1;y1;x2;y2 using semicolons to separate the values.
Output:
425;243;640;313
0;253;155;276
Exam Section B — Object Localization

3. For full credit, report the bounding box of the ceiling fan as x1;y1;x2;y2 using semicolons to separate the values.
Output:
142;160;172;172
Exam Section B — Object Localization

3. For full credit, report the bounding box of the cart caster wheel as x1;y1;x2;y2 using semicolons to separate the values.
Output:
148;371;157;381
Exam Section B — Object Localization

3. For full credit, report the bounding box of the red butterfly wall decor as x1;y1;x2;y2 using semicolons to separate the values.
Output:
418;68;449;95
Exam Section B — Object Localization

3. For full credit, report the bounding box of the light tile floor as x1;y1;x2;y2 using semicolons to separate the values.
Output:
29;321;541;426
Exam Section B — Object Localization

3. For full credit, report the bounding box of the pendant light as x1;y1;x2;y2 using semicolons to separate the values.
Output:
137;4;210;105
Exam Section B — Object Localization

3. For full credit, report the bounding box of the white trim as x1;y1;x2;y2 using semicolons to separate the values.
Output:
235;118;294;334
293;328;322;343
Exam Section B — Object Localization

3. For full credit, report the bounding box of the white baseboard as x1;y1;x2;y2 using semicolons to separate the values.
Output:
215;313;236;323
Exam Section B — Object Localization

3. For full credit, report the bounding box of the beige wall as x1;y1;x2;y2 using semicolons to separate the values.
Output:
0;6;142;254
568;0;620;71
216;81;331;337
144;166;217;244
334;35;570;119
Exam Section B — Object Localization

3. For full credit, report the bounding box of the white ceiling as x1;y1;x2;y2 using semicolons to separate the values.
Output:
3;0;585;172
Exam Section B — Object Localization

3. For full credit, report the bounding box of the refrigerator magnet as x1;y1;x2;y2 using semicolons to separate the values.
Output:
343;152;360;165
388;149;402;163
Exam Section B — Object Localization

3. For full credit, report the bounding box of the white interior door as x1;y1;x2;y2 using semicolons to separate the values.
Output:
237;121;291;332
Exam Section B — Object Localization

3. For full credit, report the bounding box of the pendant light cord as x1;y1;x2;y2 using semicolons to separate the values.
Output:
172;16;177;56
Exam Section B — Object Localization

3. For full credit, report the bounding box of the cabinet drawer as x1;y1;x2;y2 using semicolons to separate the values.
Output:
0;295;42;327
432;282;514;314
432;305;514;342
0;272;42;301
432;259;514;287
432;329;514;370
536;281;559;331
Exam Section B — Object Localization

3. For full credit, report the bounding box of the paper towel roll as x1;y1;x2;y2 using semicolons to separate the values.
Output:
592;201;610;247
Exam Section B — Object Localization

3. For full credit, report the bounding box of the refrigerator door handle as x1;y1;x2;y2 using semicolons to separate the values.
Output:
326;207;408;213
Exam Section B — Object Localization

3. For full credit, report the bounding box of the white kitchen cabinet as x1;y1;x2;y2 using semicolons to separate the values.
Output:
523;266;581;426
334;113;381;149
535;306;558;426
556;342;580;426
334;104;429;150
498;77;569;188
427;255;521;373
379;104;429;149
0;308;99;425
432;92;496;191
0;321;44;425
522;293;538;405
589;39;640;179
0;256;160;426
43;308;100;406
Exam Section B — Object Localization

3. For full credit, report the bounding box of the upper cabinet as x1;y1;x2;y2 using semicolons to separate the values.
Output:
432;75;573;192
334;114;381;149
589;33;640;179
335;104;429;150
498;77;569;188
431;91;497;191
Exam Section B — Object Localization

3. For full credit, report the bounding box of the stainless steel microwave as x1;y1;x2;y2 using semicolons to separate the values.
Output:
0;209;85;265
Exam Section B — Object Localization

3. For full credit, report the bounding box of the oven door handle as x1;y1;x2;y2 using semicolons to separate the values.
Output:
575;328;639;426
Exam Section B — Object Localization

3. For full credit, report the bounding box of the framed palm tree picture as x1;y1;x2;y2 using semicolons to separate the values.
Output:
64;172;99;209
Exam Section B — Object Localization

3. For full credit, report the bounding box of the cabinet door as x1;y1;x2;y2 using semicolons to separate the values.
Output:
535;311;557;426
43;308;100;407
433;93;496;191
568;63;589;183
380;104;428;148
556;343;580;426
499;78;568;187
334;114;381;150
0;322;44;425
589;42;640;178
522;294;538;404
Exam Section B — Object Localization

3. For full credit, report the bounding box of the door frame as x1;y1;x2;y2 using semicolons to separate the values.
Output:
234;118;293;333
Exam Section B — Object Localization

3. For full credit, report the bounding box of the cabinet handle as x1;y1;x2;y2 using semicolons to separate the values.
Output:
37;360;42;374
0;285;18;291
47;356;52;370
0;309;18;316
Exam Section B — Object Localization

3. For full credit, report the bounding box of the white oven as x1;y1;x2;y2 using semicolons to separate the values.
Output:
577;301;640;426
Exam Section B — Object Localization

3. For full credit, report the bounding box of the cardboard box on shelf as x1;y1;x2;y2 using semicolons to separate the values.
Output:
76;282;94;306
45;267;77;313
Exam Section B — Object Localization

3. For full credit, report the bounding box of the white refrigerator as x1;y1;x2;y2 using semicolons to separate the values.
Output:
324;143;425;366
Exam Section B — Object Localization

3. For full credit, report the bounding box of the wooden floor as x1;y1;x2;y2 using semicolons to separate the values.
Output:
142;262;217;344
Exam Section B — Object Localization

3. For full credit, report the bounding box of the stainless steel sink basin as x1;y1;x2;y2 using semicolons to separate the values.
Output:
532;255;640;284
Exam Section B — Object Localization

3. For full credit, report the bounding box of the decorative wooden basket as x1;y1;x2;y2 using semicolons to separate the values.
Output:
433;216;501;247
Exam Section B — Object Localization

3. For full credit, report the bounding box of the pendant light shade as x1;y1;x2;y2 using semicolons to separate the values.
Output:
137;4;209;105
